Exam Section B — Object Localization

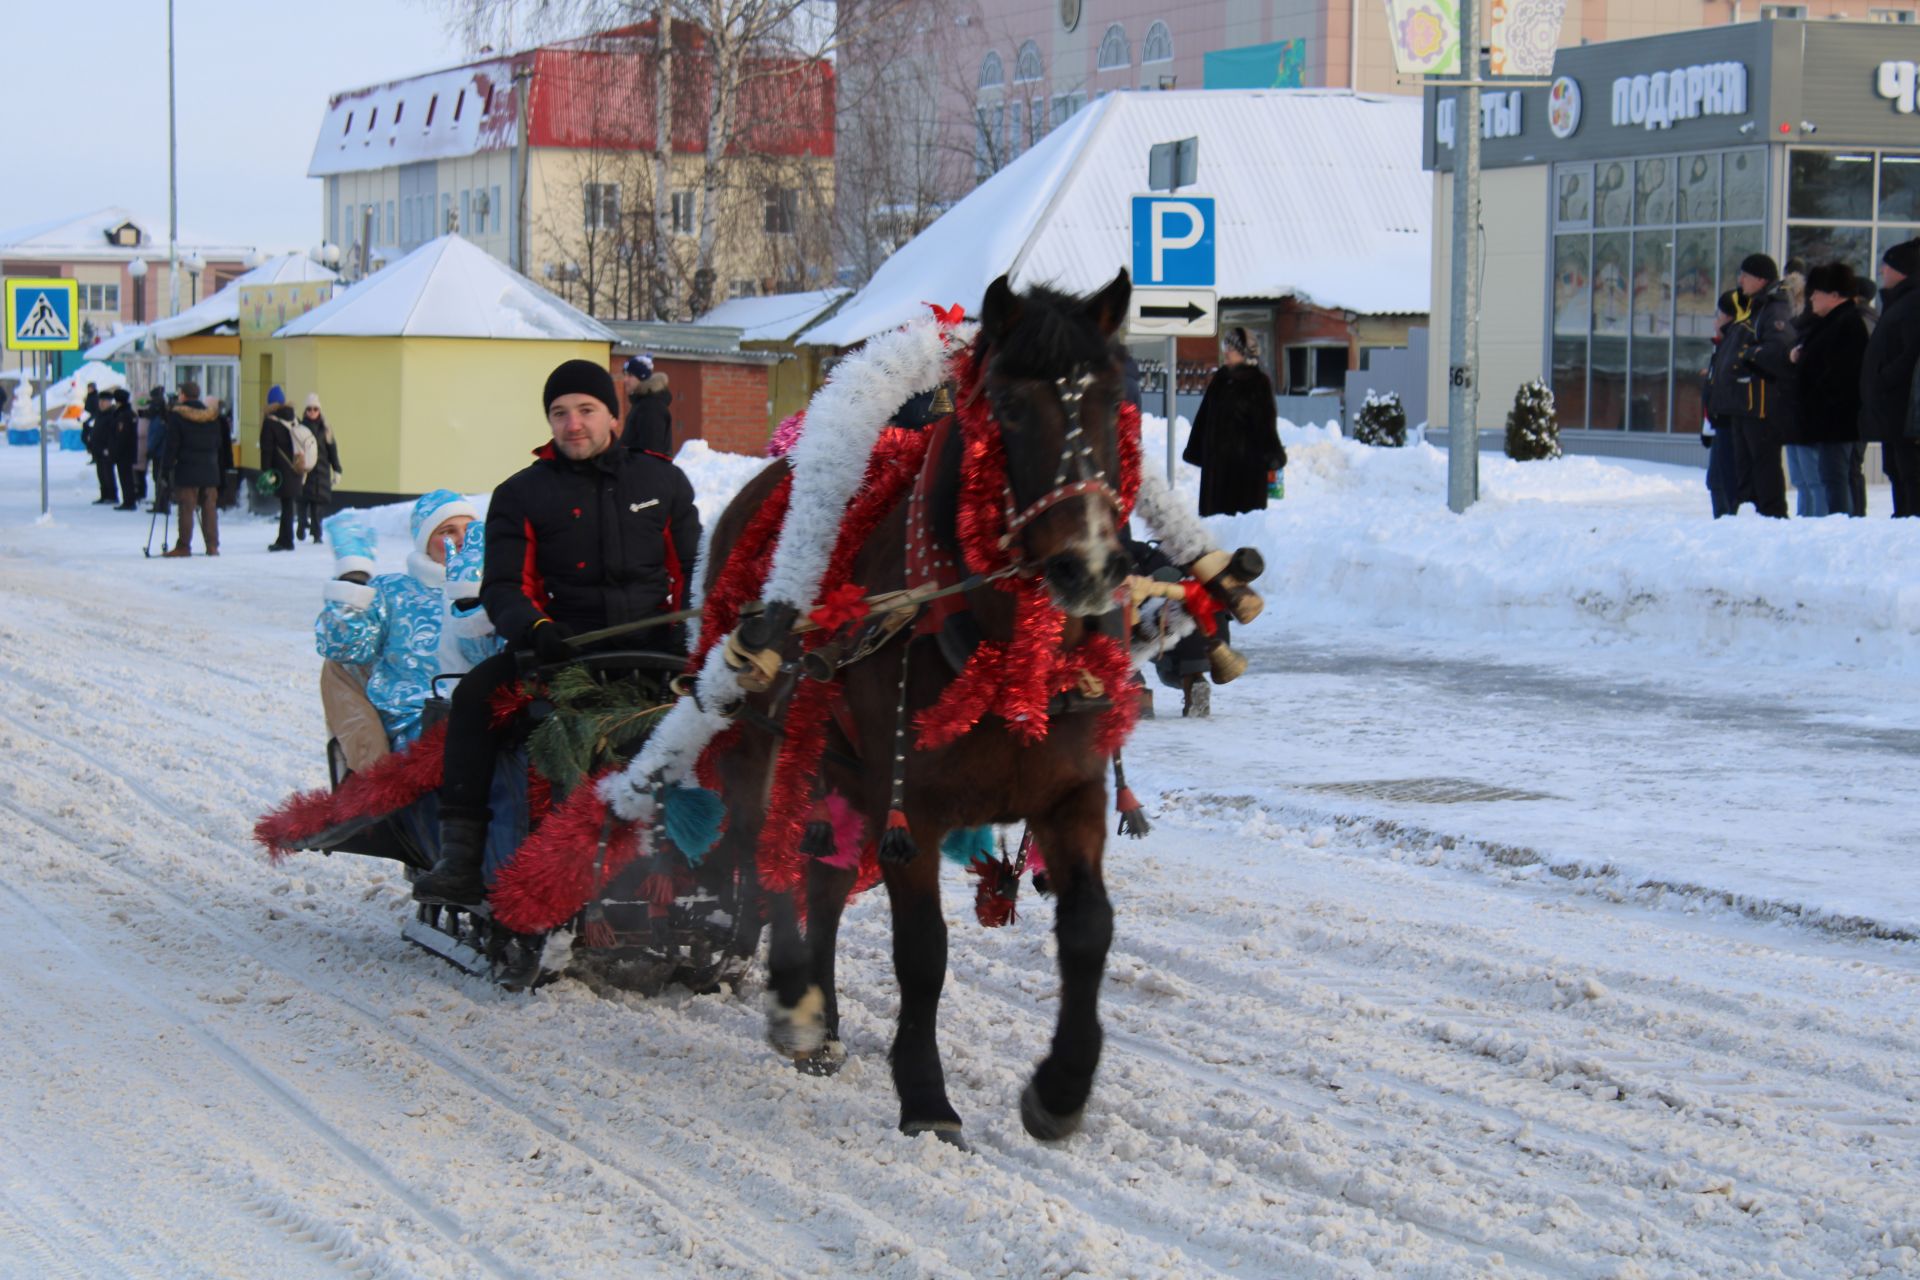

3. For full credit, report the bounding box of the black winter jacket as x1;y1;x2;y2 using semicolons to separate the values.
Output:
259;406;305;503
105;403;139;464
1791;302;1869;446
1183;363;1285;517
1725;282;1799;433
168;400;226;489
1859;276;1920;443
622;374;674;457
300;413;342;505
480;442;701;651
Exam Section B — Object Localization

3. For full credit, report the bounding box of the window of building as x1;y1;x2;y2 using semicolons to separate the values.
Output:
671;190;696;234
386;199;396;243
975;104;1007;179
584;182;620;231
441;192;453;235
1097;24;1131;71
342;111;354;135
491;186;503;236
764;188;799;234
394;101;405;124
483;87;495;115
731;279;759;299
1785;149;1920;294
79;284;119;312
1284;345;1347;393
368;107;379;131
401;197;413;243
1759;2;1805;14
1050;91;1086;128
454;89;466;120
1871;7;1916;19
461;190;472;235
1549;148;1767;435
1015;41;1044;83
979;52;1005;90
1029;99;1046;148
426;95;439;127
1142;21;1173;64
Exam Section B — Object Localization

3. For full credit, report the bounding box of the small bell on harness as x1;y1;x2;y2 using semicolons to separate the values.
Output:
878;808;917;865
928;382;955;417
1112;751;1150;839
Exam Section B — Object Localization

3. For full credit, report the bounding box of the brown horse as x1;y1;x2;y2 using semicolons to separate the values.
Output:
701;271;1137;1147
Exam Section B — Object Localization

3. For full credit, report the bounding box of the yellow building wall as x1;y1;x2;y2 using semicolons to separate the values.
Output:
754;343;820;428
243;337;406;488
1427;165;1549;431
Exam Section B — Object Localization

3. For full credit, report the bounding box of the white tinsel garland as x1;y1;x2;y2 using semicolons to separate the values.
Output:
1133;465;1214;567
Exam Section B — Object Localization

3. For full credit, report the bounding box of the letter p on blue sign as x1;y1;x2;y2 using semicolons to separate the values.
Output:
1131;195;1214;288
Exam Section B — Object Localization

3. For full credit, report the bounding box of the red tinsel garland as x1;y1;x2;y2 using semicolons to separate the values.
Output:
254;719;451;860
693;472;793;673
490;768;641;933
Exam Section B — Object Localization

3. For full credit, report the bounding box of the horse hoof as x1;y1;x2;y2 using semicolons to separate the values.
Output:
901;1120;970;1151
1020;1081;1084;1142
765;984;827;1057
793;1037;847;1077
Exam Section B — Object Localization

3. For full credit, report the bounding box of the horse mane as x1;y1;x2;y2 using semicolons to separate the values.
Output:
979;284;1118;382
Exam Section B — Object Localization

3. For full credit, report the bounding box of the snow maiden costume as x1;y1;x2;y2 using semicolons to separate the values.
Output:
314;490;500;748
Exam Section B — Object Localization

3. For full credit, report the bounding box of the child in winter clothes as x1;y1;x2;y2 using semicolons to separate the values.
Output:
314;490;501;748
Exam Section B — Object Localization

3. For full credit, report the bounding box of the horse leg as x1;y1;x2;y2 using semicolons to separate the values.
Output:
764;888;828;1058
885;823;965;1145
1021;781;1113;1142
794;857;859;1076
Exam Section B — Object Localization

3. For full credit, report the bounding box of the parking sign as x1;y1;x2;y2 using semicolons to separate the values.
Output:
5;278;80;352
1130;196;1215;288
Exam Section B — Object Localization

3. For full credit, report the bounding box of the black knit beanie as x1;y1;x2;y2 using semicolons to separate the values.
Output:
542;359;619;417
1805;263;1854;298
1716;289;1739;318
1739;253;1779;283
1882;238;1920;279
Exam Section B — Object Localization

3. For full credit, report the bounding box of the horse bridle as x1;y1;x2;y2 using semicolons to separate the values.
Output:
994;364;1123;554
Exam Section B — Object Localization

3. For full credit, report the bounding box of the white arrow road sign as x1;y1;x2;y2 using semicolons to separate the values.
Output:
1127;287;1218;339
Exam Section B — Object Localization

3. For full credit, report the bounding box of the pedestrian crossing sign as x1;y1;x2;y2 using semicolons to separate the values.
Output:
5;278;80;352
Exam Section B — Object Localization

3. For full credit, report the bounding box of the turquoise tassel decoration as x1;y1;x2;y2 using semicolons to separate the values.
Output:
941;825;994;866
661;785;726;864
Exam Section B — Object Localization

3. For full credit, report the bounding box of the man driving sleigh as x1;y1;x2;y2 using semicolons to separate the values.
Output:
410;358;701;906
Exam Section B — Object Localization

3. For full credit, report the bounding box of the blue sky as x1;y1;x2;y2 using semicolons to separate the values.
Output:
2;1;472;253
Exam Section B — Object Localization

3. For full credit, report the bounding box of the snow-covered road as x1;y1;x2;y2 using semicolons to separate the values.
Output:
0;448;1914;1279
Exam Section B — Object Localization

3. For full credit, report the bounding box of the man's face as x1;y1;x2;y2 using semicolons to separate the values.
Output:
1810;289;1843;318
548;393;618;460
623;373;642;397
427;515;475;565
1738;271;1767;298
1883;261;1907;290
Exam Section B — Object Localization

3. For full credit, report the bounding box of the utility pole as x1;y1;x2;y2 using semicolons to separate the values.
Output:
167;0;180;321
1445;0;1482;513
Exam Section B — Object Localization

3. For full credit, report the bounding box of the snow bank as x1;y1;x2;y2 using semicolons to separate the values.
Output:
1132;414;1920;671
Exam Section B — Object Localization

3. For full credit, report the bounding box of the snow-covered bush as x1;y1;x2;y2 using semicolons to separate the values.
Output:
1504;379;1561;461
1353;391;1407;448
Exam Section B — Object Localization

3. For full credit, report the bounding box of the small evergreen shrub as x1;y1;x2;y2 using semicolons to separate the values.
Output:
1353;390;1407;447
1504;379;1561;461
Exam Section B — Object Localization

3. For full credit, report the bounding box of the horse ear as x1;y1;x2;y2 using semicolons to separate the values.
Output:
1085;268;1132;338
980;275;1022;343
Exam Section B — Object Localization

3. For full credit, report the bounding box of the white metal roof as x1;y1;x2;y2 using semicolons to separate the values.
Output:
0;207;253;263
802;90;1431;349
275;234;616;342
309;57;521;178
689;288;849;342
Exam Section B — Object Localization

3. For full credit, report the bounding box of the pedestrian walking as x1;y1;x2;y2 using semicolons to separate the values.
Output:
619;354;673;457
259;385;306;551
1788;263;1869;517
1858;238;1920;516
298;393;342;542
1722;255;1796;518
1182;327;1285;517
161;381;223;557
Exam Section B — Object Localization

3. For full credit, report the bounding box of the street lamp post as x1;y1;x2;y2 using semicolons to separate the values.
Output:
185;253;205;306
167;0;179;321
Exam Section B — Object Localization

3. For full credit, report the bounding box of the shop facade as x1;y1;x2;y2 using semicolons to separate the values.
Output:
1425;20;1920;462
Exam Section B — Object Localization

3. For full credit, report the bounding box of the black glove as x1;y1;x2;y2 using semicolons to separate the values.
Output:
1700;430;1712;449
531;618;574;665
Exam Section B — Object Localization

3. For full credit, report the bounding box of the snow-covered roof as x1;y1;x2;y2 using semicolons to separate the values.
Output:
0;207;253;263
802;90;1431;348
309;57;521;178
83;254;341;360
689;288;848;343
275;235;616;342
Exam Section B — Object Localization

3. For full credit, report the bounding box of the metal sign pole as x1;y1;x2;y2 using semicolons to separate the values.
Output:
37;352;49;519
1164;336;1178;482
1445;0;1482;514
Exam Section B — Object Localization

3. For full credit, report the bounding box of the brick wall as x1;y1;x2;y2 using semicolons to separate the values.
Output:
628;356;770;457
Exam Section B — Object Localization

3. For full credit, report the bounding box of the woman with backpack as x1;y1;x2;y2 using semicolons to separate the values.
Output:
260;385;307;552
297;393;342;543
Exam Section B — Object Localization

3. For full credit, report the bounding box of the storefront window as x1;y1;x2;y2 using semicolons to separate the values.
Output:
1878;224;1920;271
1788;225;1873;283
1880;154;1920;222
1550;148;1765;434
1788;151;1874;221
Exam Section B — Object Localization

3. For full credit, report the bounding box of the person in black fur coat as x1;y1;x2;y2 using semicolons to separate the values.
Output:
1183;327;1285;516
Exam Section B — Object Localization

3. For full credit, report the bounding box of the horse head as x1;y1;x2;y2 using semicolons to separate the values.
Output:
975;270;1134;618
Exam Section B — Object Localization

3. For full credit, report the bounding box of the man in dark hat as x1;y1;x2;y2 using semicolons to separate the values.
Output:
1720;253;1796;518
412;358;702;905
1859;238;1920;516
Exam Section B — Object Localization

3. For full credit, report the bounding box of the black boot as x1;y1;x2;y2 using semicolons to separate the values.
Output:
412;810;490;905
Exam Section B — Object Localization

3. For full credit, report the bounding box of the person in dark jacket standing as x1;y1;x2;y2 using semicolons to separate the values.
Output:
1183;327;1285;516
298;393;342;542
161;382;224;556
1859;238;1920;516
259;386;304;551
1701;290;1751;518
1788;263;1870;517
412;358;702;905
82;383;119;505
143;387;173;514
1723;255;1796;518
619;353;674;456
106;388;141;510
